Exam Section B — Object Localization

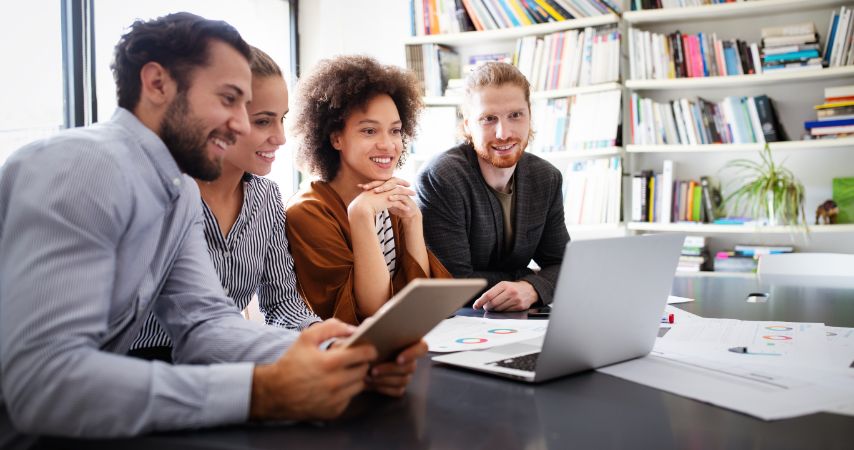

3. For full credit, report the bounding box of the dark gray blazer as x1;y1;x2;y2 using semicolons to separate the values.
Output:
416;143;570;305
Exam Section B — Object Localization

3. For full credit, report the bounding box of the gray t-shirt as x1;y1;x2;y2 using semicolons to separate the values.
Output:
489;175;516;254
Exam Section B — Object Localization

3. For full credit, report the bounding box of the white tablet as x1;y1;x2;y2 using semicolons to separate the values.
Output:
342;278;487;361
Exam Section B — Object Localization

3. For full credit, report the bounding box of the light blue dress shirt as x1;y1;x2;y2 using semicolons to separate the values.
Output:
0;108;298;441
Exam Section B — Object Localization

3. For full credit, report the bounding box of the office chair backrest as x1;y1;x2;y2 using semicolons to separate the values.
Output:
757;253;854;278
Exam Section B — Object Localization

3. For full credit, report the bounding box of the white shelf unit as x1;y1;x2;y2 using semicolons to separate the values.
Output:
627;137;854;153
623;0;852;25
407;13;625;230
567;222;626;232
628;222;854;234
625;65;854;90
403;14;619;46
533;146;623;162
622;0;854;255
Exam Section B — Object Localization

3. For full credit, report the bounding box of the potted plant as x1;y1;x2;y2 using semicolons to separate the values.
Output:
723;144;807;227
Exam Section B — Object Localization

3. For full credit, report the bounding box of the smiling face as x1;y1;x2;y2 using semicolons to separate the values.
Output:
331;94;403;184
159;39;252;181
221;75;288;176
463;84;530;170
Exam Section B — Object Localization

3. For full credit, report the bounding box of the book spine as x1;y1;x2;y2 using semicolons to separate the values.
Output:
686;180;696;222
692;184;703;222
700;176;716;223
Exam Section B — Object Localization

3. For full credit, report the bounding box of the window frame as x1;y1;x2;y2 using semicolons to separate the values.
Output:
61;0;300;127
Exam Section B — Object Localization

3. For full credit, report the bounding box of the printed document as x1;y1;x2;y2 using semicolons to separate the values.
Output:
425;316;548;352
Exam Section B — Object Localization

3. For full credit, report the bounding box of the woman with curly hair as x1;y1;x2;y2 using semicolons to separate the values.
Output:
287;55;451;326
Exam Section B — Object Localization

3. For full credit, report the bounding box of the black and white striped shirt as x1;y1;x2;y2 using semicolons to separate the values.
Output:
131;174;320;350
375;209;397;275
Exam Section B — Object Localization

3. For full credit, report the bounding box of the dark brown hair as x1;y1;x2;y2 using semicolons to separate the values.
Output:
292;55;423;182
250;46;282;78
112;12;251;110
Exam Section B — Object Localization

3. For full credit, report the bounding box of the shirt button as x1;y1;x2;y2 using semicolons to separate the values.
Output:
224;251;231;258
172;177;181;186
224;287;230;296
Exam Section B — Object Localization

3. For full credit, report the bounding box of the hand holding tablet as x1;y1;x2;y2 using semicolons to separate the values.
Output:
341;278;487;362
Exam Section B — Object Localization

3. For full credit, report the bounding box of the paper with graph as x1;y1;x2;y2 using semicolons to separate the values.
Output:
424;316;548;353
659;318;831;367
599;316;854;420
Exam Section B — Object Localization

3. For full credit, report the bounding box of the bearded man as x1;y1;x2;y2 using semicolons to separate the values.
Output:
416;62;570;312
0;12;405;444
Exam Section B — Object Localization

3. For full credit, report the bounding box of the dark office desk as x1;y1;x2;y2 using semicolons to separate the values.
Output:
33;275;854;450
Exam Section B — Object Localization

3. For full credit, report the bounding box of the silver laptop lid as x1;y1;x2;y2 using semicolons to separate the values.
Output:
534;233;684;382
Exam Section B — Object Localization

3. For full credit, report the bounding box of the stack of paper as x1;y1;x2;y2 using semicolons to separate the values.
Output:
599;310;854;420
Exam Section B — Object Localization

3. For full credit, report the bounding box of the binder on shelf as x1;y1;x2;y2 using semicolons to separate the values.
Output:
753;95;785;142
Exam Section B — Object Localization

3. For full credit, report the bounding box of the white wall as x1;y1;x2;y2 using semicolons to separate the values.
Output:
298;0;410;76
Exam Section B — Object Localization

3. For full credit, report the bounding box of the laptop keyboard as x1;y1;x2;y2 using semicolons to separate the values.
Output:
489;352;540;372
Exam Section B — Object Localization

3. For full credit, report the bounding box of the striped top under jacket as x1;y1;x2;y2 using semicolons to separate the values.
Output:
131;174;320;350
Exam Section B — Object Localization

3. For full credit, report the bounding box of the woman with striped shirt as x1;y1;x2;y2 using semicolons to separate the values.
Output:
287;55;451;326
129;47;320;362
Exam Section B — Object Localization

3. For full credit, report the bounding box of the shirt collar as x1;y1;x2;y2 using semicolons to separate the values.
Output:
111;107;185;201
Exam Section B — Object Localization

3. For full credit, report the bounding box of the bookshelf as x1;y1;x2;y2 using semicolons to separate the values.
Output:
625;64;854;89
627;136;854;153
403;14;619;46
405;3;625;234
623;0;854;259
623;0;852;25
403;0;854;252
627;222;854;234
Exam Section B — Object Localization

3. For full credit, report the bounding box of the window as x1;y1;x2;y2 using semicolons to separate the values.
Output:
93;0;297;194
0;1;297;195
0;1;64;164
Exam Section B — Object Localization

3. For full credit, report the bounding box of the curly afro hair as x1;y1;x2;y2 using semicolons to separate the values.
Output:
291;55;423;182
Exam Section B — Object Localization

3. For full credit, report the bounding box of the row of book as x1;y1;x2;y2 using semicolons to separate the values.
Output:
563;157;622;225
628;28;764;80
631;0;739;11
714;244;794;273
805;85;854;138
515;26;620;92
530;89;622;152
406;44;461;97
631;165;720;224
629;94;785;146
825;6;854;68
410;23;620;97
628;14;851;80
410;0;620;36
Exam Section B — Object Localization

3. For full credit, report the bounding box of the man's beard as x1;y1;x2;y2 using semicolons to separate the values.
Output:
474;139;526;169
160;92;228;181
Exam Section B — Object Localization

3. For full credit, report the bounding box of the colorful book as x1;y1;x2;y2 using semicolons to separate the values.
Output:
804;118;854;129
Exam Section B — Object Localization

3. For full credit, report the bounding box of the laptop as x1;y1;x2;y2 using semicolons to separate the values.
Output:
432;233;685;383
